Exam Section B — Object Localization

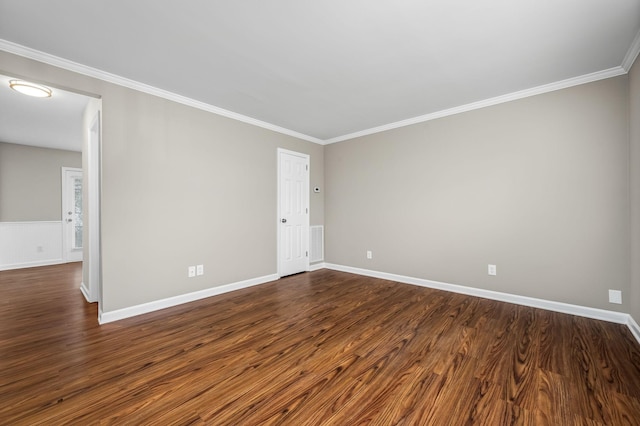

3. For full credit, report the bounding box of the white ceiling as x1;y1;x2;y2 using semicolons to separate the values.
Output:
0;74;88;152
0;0;639;144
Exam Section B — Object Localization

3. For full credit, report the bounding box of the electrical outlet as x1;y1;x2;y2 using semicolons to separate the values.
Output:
188;266;196;278
488;264;497;276
366;250;372;259
196;264;204;276
609;289;622;304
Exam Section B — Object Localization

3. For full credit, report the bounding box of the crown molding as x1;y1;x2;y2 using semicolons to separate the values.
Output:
622;28;640;72
0;38;634;147
0;39;323;145
324;66;627;144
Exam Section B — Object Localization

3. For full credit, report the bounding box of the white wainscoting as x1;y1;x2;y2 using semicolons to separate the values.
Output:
0;221;64;270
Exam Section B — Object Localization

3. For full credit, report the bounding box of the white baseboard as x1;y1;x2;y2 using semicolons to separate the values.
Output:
80;282;96;303
629;315;640;344
0;259;65;271
99;273;279;324
80;282;90;302
324;263;638;343
309;262;326;272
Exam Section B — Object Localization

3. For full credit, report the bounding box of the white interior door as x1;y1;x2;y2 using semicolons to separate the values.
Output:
62;167;83;262
278;149;309;277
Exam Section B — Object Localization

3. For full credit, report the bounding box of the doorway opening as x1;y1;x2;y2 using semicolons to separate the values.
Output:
0;72;102;313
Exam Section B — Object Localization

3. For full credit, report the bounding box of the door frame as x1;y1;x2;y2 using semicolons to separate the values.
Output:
277;148;310;277
85;111;102;305
61;166;83;263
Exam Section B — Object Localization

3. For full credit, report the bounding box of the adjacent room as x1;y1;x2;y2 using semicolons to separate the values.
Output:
1;1;639;423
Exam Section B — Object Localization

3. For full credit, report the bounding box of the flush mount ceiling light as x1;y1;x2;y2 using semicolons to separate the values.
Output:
9;79;53;98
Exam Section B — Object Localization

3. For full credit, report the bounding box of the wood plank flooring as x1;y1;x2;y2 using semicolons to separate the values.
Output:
1;263;640;425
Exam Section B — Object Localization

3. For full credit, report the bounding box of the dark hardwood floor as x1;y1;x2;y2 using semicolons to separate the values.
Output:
1;263;640;425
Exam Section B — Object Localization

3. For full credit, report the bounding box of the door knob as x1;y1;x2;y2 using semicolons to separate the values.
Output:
66;219;73;223
281;218;287;223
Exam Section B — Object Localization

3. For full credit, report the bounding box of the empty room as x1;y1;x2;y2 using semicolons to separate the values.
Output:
1;1;640;424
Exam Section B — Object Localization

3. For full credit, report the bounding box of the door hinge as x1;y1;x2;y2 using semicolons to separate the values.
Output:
306;164;308;171
306;251;308;257
306;208;308;214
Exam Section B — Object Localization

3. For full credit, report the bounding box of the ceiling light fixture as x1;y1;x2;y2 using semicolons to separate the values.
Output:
9;79;53;98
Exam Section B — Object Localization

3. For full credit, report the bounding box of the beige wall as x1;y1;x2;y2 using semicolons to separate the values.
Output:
101;86;324;311
630;56;640;323
0;51;324;313
0;142;81;221
0;48;635;319
325;76;630;312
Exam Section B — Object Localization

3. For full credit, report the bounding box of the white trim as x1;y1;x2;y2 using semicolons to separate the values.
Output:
628;315;640;344
324;67;626;144
0;259;64;271
0;220;62;225
87;111;102;305
98;273;279;324
80;282;94;303
324;263;630;325
622;29;640;72
308;262;326;272
1;39;634;147
0;39;322;145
